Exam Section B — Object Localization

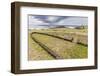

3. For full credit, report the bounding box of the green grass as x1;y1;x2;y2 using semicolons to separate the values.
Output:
32;33;87;59
28;28;88;60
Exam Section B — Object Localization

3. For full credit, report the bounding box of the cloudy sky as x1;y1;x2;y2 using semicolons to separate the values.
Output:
28;15;88;29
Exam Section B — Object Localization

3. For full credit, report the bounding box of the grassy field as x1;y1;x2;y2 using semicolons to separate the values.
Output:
28;34;54;60
28;28;88;60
